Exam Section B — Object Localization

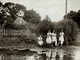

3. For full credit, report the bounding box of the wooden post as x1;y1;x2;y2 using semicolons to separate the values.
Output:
65;0;67;16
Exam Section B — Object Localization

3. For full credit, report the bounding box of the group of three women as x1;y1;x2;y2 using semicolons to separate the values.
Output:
38;30;64;46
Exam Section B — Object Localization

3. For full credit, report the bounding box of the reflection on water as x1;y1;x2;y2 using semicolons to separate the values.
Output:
0;47;80;60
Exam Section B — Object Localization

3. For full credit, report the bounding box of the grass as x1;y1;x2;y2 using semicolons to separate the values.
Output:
0;33;80;50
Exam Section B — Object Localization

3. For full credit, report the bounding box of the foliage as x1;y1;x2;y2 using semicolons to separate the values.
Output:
4;2;17;19
15;4;26;12
0;2;41;29
0;2;40;44
58;19;78;45
0;1;79;45
39;15;53;35
65;10;80;28
23;9;41;24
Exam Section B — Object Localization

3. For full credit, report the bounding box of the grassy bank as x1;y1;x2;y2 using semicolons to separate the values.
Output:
0;33;80;49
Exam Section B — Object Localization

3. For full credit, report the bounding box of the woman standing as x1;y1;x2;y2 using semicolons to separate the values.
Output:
51;30;57;46
59;31;64;46
46;30;52;46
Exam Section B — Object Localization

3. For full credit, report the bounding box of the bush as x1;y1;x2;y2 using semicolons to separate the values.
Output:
58;18;78;45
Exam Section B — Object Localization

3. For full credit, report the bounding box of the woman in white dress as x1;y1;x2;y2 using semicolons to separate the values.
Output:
38;35;43;46
46;30;52;46
59;31;64;46
51;30;57;46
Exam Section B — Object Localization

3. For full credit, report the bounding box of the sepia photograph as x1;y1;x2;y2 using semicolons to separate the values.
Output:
0;0;80;60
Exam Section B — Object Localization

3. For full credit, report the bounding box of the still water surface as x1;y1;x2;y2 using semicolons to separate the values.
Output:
0;46;80;60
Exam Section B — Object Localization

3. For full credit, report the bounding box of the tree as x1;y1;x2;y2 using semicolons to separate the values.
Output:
39;15;53;35
3;17;16;29
15;4;26;12
23;9;41;24
3;3;27;29
0;1;6;25
4;2;17;19
65;10;80;28
58;19;78;45
4;3;26;20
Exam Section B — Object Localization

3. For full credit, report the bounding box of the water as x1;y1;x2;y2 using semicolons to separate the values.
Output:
0;46;80;60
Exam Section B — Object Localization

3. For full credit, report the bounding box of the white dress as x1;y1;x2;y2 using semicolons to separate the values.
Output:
46;33;52;44
52;33;57;42
59;32;64;45
38;36;43;46
51;33;57;45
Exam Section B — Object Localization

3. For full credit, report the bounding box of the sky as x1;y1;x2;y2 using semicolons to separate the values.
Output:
1;0;80;22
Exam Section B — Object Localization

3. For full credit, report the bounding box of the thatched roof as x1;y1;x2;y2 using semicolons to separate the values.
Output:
14;17;27;25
